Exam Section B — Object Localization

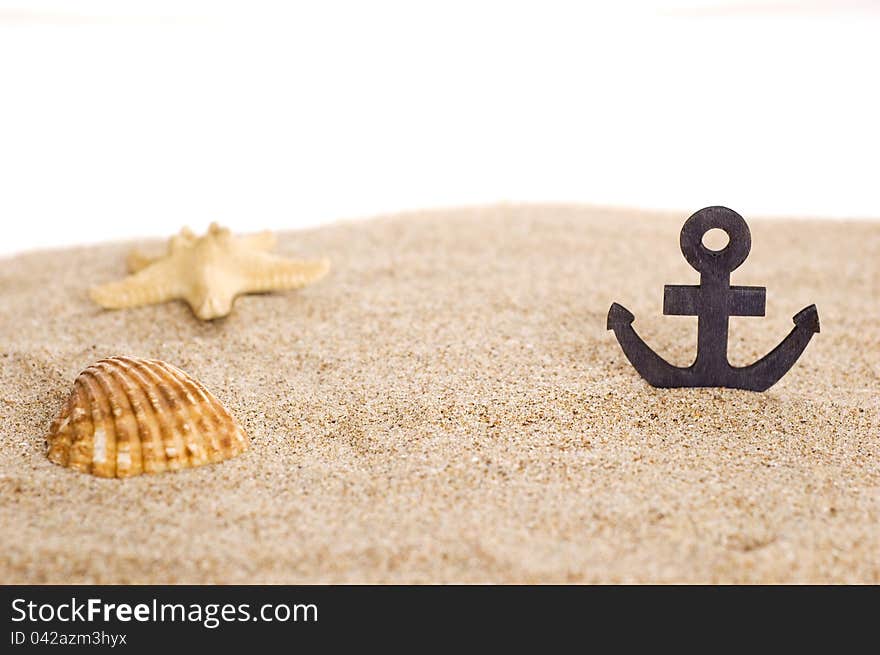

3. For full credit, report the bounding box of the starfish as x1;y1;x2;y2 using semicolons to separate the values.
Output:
90;223;330;320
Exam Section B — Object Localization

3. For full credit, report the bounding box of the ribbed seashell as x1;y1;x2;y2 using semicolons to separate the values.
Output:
46;356;248;478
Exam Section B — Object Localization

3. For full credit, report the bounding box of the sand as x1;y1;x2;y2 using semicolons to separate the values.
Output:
0;205;877;584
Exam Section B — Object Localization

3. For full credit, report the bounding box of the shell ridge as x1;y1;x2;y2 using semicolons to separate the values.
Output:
162;361;246;457
160;365;211;466
125;358;194;470
101;359;167;475
88;365;143;477
140;360;210;467
107;358;170;471
71;382;97;473
115;357;187;471
78;370;117;477
151;360;227;463
89;364;140;477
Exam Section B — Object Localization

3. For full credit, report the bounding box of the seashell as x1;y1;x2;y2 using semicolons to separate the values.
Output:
46;356;248;478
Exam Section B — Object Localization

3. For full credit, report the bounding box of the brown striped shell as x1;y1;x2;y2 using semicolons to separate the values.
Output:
46;356;248;478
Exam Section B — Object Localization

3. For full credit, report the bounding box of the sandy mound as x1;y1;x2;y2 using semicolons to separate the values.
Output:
0;205;877;583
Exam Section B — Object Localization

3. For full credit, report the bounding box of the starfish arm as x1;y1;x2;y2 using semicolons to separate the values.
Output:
235;251;331;294
126;249;161;273
238;231;277;252
90;260;184;310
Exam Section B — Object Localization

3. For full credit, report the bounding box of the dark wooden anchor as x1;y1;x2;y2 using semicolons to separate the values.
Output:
607;206;819;391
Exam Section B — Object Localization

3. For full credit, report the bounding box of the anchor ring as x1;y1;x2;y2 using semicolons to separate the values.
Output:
679;206;751;274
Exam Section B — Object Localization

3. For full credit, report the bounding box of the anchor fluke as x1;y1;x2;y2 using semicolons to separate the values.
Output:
793;304;820;333
606;302;634;329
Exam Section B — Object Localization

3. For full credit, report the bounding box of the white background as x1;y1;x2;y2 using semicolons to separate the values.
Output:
1;0;878;256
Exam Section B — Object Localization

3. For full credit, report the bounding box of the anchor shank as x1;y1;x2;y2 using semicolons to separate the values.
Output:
694;272;731;371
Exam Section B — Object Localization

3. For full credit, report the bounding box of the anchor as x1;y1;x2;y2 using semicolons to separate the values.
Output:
607;206;819;391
